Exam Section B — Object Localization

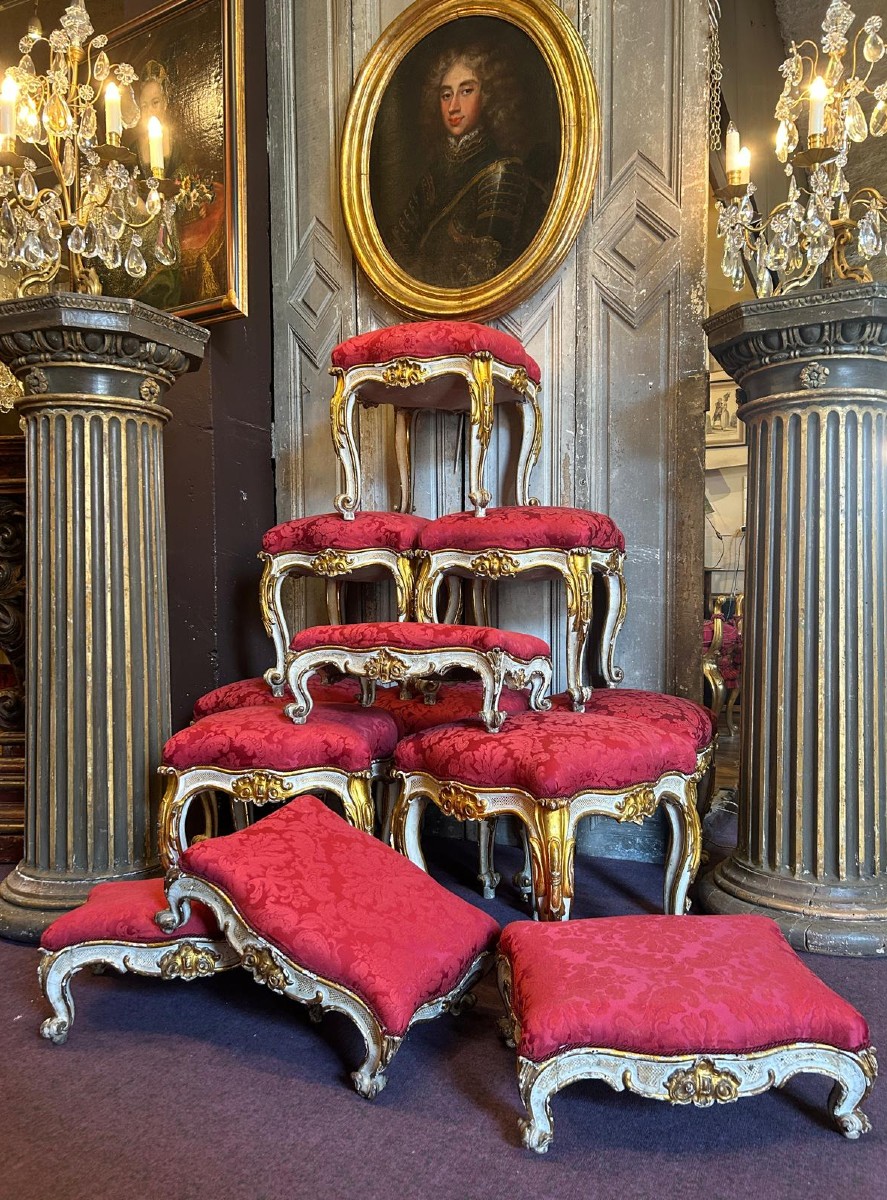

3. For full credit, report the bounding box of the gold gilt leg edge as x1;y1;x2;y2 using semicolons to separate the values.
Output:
507;1042;877;1152
157;870;492;1098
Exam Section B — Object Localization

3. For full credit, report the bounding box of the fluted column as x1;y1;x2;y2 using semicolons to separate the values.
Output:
701;284;887;955
0;294;208;942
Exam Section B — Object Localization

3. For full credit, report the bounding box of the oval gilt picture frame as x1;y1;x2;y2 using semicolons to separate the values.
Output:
340;0;600;321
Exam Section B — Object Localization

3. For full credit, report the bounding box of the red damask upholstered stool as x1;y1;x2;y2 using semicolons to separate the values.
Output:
480;690;718;903
259;511;430;693
329;321;542;518
192;676;361;721
414;506;627;708
702;595;744;735
497;915;877;1152
391;706;711;920
38;878;238;1044
158;796;500;1098
158;703;400;866
285;621;552;733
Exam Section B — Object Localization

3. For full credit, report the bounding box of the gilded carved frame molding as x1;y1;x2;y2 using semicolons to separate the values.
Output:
340;0;600;320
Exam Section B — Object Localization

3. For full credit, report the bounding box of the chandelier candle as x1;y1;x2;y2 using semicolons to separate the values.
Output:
716;1;887;297
0;1;179;295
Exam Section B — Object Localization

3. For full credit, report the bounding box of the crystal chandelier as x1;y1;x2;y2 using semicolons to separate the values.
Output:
716;1;887;298
0;1;178;297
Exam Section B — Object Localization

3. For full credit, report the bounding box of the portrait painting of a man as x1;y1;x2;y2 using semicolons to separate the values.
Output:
106;0;245;322
369;17;561;291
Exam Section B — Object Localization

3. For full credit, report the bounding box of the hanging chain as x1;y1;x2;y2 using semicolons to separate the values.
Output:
708;0;724;151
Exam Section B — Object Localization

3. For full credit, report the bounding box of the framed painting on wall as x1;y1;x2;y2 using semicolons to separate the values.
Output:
706;373;746;448
339;0;600;321
107;0;246;323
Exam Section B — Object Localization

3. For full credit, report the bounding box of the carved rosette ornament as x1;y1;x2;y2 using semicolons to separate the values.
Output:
363;648;409;683
469;551;520;579
799;361;830;389
615;786;659;825
309;549;355;576
0;294;208;943
437;784;487;821
508;367;531;396
231;772;295;806
665;1059;741;1106
242;943;291;992
382;359;428;388
158;941;222;981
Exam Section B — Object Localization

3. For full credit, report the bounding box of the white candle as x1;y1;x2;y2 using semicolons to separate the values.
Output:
0;76;18;141
725;121;741;174
147;115;164;176
104;82;122;140
737;146;751;185
809;76;828;136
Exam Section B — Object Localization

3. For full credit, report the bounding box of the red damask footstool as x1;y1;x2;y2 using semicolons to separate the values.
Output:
285;621;552;732
414;506;627;706
38;878;238;1044
192;676;361;721
497;915;877;1152
158;795;500;1098
259;511;430;693
159;702;400;866
392;706;711;919
328;321;542;518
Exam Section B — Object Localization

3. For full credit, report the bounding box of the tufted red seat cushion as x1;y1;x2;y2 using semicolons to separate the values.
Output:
179;796;501;1037
290;621;550;662
417;507;625;554
41;879;217;953
551;689;716;752
499;915;870;1062
164;704;399;773
372;681;531;736
192;677;359;721
395;710;698;798
330;321;541;383
262;511;429;556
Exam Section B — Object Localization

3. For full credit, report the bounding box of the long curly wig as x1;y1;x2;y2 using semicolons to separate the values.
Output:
420;41;523;156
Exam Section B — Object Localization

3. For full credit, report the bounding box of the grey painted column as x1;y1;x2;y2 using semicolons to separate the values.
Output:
701;284;887;955
0;295;208;942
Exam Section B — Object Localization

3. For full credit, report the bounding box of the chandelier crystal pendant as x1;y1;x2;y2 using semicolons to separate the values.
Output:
0;0;178;296
716;1;887;298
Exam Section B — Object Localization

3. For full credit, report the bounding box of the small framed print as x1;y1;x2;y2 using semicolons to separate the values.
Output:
706;373;745;448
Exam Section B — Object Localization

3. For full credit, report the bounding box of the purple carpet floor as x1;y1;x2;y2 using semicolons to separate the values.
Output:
1;841;885;1200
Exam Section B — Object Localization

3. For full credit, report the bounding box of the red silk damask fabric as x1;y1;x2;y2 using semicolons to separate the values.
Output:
551;689;716;752
416;506;625;553
499;915;870;1061
703;618;743;690
330;321;541;383
163;704;399;773
180;797;500;1037
372;681;531;737
290;621;550;661
41;878;217;951
192;677;360;721
262;511;429;555
394;711;699;797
